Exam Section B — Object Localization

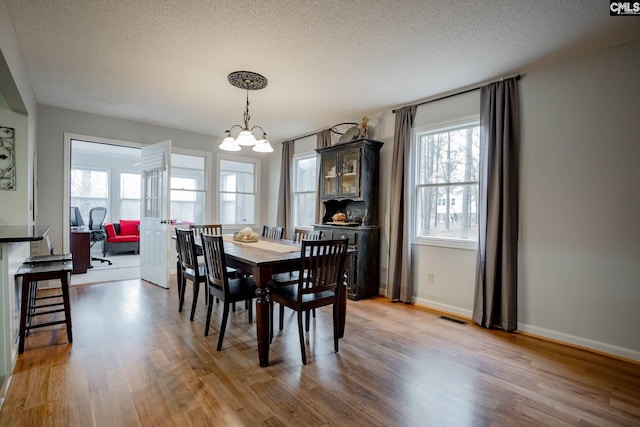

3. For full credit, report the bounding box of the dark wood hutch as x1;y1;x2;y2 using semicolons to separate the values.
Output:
314;138;383;300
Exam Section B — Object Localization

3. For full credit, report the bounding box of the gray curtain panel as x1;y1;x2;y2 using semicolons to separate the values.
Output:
387;105;416;302
315;129;332;223
276;140;294;239
473;78;520;331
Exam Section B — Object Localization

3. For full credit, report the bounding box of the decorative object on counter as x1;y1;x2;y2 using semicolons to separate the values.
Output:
357;116;369;139
332;212;347;222
335;116;369;144
219;71;273;153
329;122;357;145
0;127;16;190
234;227;259;242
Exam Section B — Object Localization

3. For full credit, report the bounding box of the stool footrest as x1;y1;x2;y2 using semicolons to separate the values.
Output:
35;294;63;301
26;319;69;330
30;302;64;310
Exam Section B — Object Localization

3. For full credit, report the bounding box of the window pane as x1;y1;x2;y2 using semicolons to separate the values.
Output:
293;193;316;226
120;173;141;219
71;169;108;198
294;156;317;192
220;193;255;225
170;153;206;226
416;127;479;185
220;160;254;193
120;173;141;198
71;169;109;222
414;122;480;243
416;184;478;240
120;200;140;220
219;158;257;225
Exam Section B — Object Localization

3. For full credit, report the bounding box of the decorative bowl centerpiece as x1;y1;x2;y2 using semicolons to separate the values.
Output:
234;227;259;243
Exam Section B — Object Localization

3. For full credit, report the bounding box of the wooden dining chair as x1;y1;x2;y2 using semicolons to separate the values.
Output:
200;233;257;350
270;238;348;364
175;228;207;321
189;224;223;237
293;228;323;243
277;228;324;323
262;225;284;240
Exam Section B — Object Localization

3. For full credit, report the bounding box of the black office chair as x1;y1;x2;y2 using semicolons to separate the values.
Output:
88;207;112;266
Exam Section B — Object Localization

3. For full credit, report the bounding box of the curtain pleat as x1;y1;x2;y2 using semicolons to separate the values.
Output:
387;106;416;302
276;140;294;239
473;78;520;331
315;130;332;223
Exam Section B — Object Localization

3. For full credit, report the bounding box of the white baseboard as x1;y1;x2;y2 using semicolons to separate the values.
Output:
412;297;473;319
411;297;640;363
517;323;640;363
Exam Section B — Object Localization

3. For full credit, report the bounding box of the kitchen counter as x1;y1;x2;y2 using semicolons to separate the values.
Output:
0;225;50;407
0;225;51;243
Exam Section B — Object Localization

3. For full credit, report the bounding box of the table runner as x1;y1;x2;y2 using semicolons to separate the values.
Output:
223;235;300;254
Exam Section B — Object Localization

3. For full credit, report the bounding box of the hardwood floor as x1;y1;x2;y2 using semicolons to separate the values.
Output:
0;278;638;426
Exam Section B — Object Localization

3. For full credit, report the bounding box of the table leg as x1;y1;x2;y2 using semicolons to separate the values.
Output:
61;272;73;343
337;281;346;339
17;275;29;354
255;268;273;367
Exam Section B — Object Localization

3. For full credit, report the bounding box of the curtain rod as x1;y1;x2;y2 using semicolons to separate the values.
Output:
392;73;521;113
291;130;322;142
288;73;521;141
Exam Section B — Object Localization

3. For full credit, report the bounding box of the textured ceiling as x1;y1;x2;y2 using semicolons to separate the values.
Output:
5;0;640;142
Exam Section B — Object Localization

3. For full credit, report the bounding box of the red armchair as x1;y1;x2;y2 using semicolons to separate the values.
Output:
102;219;140;256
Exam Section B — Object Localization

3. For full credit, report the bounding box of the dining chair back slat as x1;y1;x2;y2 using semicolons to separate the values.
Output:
293;228;322;243
190;224;223;240
262;225;284;240
298;239;347;299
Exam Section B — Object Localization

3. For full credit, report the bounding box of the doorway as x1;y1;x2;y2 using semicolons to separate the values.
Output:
68;138;142;285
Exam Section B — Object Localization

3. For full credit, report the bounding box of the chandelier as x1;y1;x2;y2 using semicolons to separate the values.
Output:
219;71;273;153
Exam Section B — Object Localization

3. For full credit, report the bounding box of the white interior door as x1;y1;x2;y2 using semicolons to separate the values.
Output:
139;140;171;288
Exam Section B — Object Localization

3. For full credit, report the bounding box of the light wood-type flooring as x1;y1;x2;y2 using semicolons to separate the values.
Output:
0;278;638;426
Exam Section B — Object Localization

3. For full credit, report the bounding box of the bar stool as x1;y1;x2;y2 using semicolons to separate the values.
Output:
15;257;73;354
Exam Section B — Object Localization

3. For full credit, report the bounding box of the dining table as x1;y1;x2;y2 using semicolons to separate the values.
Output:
174;234;348;367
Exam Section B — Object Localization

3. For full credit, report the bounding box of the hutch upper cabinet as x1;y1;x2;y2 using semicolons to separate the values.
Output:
317;138;383;225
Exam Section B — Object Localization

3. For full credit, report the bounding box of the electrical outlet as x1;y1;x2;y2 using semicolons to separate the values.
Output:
427;272;435;283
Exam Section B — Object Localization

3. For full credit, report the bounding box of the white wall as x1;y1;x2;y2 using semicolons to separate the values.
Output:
36;105;270;252
267;38;640;361
517;39;640;360
0;1;37;226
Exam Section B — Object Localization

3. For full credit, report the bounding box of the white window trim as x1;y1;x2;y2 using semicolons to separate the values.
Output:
216;153;261;228
292;150;318;227
411;115;480;251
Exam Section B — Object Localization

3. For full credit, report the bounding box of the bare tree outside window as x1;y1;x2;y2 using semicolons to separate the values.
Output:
414;123;479;242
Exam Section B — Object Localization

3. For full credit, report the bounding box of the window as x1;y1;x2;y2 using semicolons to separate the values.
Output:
413;120;480;247
70;168;109;222
219;157;258;226
292;153;317;226
171;153;206;225
120;172;141;220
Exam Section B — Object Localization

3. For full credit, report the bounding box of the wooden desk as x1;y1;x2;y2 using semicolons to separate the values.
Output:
70;229;91;274
176;235;348;367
